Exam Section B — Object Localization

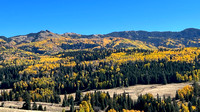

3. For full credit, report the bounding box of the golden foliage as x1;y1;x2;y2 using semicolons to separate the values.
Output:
108;109;117;112
142;93;154;101
122;109;144;112
78;101;94;112
104;47;200;64
177;85;193;100
180;103;189;112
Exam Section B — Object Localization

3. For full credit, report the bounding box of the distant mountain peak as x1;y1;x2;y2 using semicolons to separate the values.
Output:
8;30;61;44
1;28;200;50
182;28;200;31
38;30;51;34
183;28;200;31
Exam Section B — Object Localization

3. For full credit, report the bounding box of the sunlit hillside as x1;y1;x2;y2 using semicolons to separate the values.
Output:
1;29;200;112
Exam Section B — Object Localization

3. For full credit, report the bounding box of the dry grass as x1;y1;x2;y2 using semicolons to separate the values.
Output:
0;82;192;112
60;82;192;101
0;101;75;112
0;107;43;112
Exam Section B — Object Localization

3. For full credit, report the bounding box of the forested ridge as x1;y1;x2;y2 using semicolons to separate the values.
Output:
2;29;200;111
1;45;200;111
1;28;200;54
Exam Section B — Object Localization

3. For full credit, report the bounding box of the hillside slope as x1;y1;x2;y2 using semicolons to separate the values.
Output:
1;28;200;54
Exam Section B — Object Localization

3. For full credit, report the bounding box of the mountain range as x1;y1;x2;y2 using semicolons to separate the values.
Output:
1;28;200;54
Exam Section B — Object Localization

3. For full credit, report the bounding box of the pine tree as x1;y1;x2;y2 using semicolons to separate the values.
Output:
173;100;179;112
188;102;192;112
34;94;38;102
64;94;67;100
62;99;67;107
3;91;8;101
38;104;43;111
1;102;4;107
175;91;179;100
32;101;37;110
14;92;19;101
191;96;197;106
9;91;13;101
63;93;69;106
127;94;133;109
193;81;199;96
70;101;74;112
22;92;31;110
197;99;200;112
75;89;82;103
50;96;54;103
54;94;61;104
162;72;167;85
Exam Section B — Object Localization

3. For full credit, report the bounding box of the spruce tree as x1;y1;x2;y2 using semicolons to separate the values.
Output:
70;101;74;112
188;102;192;112
22;92;31;110
191;96;197;106
75;89;81;103
1;102;4;107
173;100;179;112
62;99;67;107
50;96;54;103
197;99;200;112
193;81;199;96
9;91;13;101
175;91;179;100
38;104;43;111
14;92;19;101
32;101;37;110
162;72;167;85
54;94;61;104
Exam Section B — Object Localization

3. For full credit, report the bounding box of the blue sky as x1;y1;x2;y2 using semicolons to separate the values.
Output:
0;0;200;37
